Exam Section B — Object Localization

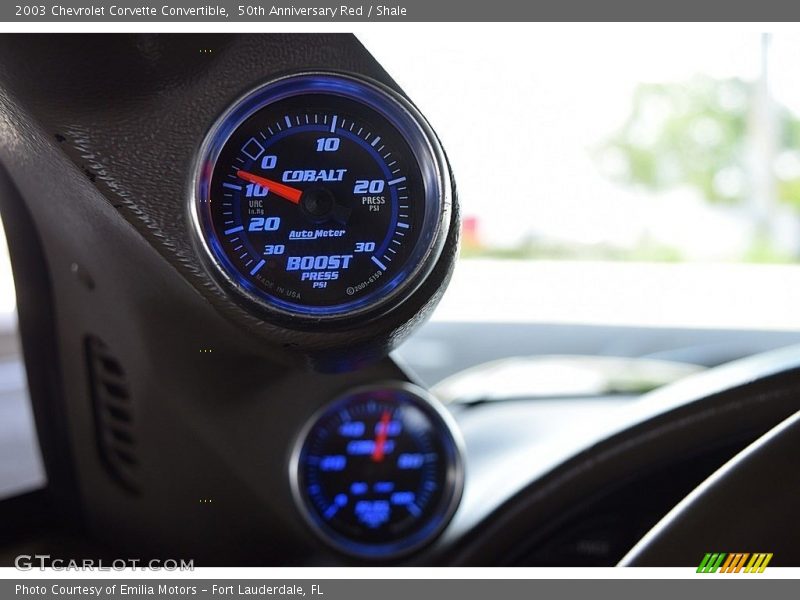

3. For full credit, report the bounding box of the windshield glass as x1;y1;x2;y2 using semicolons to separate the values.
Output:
361;29;800;382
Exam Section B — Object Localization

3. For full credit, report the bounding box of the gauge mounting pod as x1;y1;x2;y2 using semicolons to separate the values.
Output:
190;72;453;327
290;383;465;560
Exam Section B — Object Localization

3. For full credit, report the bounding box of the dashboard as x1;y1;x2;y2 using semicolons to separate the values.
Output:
0;33;798;567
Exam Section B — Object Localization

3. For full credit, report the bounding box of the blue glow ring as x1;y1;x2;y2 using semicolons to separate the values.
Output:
190;72;451;321
289;382;465;560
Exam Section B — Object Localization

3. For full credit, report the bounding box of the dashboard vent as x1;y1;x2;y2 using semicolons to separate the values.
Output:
85;336;140;494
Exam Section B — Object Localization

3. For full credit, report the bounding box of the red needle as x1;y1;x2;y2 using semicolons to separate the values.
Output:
371;411;392;463
236;170;303;204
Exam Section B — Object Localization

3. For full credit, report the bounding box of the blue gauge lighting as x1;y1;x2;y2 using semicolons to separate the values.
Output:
290;383;464;559
191;73;450;321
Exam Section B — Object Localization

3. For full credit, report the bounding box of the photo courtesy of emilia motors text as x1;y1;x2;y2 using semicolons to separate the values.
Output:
0;1;799;598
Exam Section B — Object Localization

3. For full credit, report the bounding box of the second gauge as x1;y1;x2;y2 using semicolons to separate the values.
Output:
291;383;465;560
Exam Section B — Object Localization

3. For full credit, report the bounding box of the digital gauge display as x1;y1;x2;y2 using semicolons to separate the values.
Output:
290;383;465;560
191;73;451;321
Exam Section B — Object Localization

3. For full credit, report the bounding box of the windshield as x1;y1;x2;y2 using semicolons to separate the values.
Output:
359;29;800;382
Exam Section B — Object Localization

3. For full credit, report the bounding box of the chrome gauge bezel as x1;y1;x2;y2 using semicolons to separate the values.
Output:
190;72;452;323
289;382;465;560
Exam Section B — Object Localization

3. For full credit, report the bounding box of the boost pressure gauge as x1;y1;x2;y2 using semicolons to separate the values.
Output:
191;72;452;323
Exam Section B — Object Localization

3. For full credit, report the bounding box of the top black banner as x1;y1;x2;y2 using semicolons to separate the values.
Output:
4;0;800;22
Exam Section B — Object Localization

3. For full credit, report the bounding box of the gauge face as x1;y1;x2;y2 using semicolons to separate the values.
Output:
192;73;450;320
291;383;464;559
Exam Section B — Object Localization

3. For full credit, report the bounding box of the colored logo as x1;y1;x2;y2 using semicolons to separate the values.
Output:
697;553;773;573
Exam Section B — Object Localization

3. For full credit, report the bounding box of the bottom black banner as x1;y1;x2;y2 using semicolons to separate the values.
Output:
2;579;796;600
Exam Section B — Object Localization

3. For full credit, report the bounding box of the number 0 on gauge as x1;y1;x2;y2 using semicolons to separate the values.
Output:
191;72;452;322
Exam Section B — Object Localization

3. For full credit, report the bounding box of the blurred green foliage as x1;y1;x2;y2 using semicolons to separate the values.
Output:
464;74;800;264
598;75;800;210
